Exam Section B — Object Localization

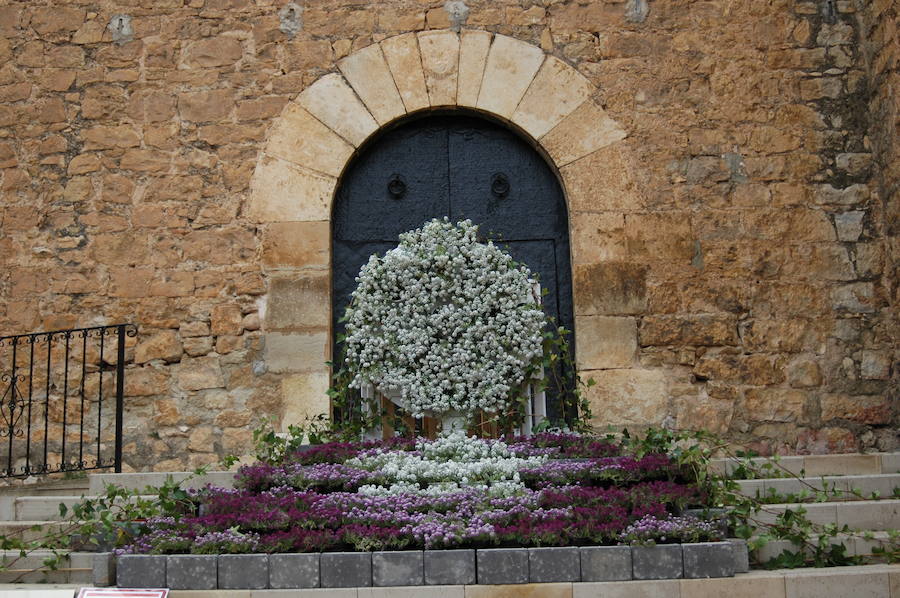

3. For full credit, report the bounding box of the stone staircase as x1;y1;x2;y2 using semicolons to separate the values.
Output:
0;453;896;596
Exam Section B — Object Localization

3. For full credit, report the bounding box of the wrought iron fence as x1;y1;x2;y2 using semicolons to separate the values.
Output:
0;324;137;478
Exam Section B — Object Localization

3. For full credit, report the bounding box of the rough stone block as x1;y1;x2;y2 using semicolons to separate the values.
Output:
682;542;735;579
477;34;545;118
513;56;593;139
632;544;683;580
528;546;580;583
584;368;669;428
373;551;424;586
424;549;476;585
729;539;750;574
269;553;320;589
576;316;637;369
116;554;166;588
573;262;647;316
166;554;217;590
296;73;378;148
266;273;330;331
380;33;429;113
92;552;116;587
457;30;492;107
476;548;528;585
338;43;406;125
418;30;459;106
321;552;372;588
541;99;627;167
219;554;269;589
579;545;632;581
266;102;354;178
248;154;336;223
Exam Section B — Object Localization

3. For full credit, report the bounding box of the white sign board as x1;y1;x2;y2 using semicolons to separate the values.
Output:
77;590;168;598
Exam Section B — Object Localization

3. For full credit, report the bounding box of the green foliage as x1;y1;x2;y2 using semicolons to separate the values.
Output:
0;468;209;581
251;415;332;465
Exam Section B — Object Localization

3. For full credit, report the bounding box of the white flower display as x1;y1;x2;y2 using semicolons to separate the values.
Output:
343;218;546;418
349;430;547;496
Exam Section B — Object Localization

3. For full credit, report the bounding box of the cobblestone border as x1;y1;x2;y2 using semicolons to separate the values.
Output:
109;540;746;589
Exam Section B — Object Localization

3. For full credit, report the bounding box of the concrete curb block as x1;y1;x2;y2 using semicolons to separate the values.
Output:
113;542;745;589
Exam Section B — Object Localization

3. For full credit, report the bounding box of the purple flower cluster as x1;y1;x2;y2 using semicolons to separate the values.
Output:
618;514;721;545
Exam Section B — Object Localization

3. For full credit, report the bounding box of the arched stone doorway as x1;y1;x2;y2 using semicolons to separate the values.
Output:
331;112;575;418
247;30;634;427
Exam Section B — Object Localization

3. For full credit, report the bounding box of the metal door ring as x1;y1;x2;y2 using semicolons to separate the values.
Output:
491;173;510;198
388;174;407;199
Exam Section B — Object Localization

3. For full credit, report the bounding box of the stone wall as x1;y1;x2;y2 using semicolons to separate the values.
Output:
0;0;896;471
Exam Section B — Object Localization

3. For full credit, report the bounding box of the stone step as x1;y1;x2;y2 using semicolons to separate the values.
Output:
754;498;900;531
751;530;895;563
0;584;79;597
0;478;91;521
13;494;155;522
712;451;900;478
0;521;70;543
0;550;91;584
88;470;236;494
737;473;900;501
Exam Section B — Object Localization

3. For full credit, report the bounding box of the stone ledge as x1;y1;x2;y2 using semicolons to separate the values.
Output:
112;541;744;589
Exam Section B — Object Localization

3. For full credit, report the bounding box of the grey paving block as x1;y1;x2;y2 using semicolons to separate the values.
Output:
476;548;528;585
166;554;217;590
321;552;372;588
528;546;579;582
424;549;476;585
372;551;424;586
269;553;320;589
116;554;166;588
579;545;632;581
632;544;683;580
219;554;269;589
683;542;735;579
729;538;749;573
92;552;115;587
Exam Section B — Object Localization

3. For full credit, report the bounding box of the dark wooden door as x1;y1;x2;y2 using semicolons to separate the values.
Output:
332;114;574;418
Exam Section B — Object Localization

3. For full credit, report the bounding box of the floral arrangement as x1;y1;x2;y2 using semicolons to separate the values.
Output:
341;219;545;417
117;433;717;555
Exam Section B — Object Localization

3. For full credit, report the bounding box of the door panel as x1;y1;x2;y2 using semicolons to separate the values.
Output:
331;114;575;416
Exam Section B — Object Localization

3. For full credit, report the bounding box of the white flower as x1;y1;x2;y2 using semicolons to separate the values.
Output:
343;219;545;417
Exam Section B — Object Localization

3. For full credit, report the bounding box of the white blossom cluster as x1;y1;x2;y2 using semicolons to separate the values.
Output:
343;219;545;417
349;430;547;496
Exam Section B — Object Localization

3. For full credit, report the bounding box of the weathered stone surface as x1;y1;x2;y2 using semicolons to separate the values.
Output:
264;332;328;374
262;221;329;269
135;330;182;364
418;30;459;106
117;555;166;588
211;304;243;336
561;145;644;213
248;155;336;223
177;89;233;122
457;30;492;107
585;369;668;427
541;100;627;167
166;555;217;590
513;56;593;139
321;552;371;588
632;545;682;580
266;103;354;177
182;36;242;68
269;553;319;589
579;545;632;581
380;33;429;113
682;542;734;578
266;273;329;331
822;394;891;424
576;316;637;369
744;389;807;423
296;73;378;147
574;263;647;316
338;43;405;125
281;371;331;427
219;554;268;589
477;34;545;118
528;547;580;583
476;548;528;585
372;551;424;587
424;549;476;585
176;356;224;391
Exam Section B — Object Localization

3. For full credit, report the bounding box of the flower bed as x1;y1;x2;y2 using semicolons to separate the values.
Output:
111;431;748;588
117;433;719;555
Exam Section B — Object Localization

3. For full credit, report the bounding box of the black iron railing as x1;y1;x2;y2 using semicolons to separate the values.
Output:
0;324;137;478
